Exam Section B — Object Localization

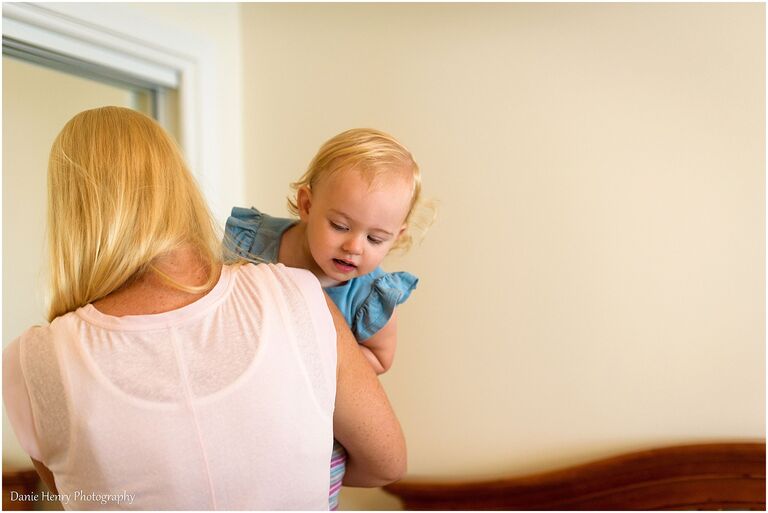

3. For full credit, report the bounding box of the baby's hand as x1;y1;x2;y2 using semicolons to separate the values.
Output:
359;345;388;375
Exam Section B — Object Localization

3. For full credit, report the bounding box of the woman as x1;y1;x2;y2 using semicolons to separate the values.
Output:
3;107;406;510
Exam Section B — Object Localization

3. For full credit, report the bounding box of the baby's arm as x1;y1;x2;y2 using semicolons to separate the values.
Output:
359;311;398;375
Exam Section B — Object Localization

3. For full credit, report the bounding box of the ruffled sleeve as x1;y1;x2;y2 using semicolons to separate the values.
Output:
354;271;418;341
223;207;295;264
324;269;418;343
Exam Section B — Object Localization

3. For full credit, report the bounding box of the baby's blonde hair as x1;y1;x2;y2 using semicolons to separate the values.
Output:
288;128;429;251
46;106;222;321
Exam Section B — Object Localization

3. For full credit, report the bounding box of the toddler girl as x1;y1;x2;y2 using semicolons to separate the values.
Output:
225;128;426;509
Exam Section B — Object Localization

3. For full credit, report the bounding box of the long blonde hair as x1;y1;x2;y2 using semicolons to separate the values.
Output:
46;106;222;321
288;128;432;251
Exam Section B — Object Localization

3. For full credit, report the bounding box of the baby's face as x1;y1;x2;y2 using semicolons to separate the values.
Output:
301;167;413;286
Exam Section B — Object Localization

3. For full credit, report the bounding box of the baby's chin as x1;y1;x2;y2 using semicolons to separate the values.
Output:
315;266;354;287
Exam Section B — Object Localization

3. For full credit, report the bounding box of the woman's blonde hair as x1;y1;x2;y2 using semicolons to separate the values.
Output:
46;106;222;321
288;128;433;251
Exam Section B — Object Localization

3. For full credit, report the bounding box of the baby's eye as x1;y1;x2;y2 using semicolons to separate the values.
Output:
368;236;385;245
330;221;348;232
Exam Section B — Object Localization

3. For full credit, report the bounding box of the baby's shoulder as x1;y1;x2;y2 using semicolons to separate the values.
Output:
226;206;295;236
225;207;296;263
226;206;265;230
358;267;418;290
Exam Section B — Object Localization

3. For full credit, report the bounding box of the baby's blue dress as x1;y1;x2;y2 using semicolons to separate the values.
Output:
224;206;418;510
224;206;418;342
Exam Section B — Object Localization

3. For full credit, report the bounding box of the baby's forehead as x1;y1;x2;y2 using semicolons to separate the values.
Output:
321;163;414;191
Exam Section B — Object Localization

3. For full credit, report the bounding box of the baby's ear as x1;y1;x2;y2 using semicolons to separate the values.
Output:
397;223;408;239
297;186;312;220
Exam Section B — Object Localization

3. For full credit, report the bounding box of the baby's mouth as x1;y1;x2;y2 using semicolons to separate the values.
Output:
333;258;357;270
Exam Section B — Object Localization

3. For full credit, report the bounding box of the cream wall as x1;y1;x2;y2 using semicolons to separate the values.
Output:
240;3;765;509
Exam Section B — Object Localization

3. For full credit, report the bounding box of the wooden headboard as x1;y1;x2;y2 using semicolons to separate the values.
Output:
382;442;765;510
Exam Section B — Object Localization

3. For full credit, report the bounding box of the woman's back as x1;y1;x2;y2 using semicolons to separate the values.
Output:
4;263;337;510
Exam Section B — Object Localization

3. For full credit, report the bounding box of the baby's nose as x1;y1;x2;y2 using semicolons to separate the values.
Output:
342;236;363;255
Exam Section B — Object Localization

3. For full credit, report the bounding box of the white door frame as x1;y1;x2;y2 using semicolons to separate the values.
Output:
2;2;220;203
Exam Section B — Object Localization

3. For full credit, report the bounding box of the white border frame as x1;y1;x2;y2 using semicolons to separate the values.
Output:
1;2;219;203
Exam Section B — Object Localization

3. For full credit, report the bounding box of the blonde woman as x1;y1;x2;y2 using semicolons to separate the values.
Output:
3;107;405;510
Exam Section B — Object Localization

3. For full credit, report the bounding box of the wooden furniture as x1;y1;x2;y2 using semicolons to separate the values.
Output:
2;467;40;511
383;442;765;510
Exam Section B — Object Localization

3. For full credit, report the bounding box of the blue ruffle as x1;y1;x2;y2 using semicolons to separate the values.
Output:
354;271;418;341
324;270;417;342
224;207;295;264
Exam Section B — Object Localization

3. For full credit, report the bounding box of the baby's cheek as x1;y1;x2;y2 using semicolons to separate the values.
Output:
312;228;330;246
372;247;390;265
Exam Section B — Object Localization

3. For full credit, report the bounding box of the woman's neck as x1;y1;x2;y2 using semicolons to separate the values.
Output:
151;245;213;286
92;245;221;316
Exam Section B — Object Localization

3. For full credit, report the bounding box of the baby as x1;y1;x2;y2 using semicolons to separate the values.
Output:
224;128;426;509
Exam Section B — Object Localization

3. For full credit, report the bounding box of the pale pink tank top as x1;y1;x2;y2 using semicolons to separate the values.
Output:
3;263;337;510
